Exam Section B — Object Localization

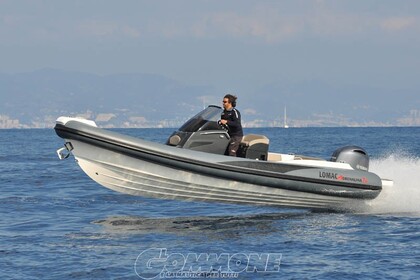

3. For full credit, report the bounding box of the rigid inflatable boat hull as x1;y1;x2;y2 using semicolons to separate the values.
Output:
54;118;384;210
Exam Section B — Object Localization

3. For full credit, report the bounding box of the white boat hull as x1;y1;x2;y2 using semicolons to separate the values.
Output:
70;139;360;210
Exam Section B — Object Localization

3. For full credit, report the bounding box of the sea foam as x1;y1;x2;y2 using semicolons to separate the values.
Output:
365;153;420;215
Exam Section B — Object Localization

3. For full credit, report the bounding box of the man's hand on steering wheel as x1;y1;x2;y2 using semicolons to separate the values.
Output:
218;119;229;131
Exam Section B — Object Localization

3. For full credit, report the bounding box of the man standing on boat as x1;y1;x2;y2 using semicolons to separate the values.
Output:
220;94;243;157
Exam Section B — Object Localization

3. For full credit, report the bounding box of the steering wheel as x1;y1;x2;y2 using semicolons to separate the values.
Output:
218;120;229;132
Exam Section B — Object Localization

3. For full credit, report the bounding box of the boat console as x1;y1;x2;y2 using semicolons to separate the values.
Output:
167;105;269;159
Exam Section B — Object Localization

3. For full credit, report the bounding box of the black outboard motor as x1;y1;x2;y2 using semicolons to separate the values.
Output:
330;146;369;171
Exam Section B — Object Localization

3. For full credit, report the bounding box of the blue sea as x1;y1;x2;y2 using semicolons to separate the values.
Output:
1;127;419;279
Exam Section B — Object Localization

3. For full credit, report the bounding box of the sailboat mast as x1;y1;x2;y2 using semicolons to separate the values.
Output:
284;107;286;127
284;106;289;128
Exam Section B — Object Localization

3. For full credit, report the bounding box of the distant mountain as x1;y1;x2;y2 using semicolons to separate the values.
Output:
0;68;418;127
248;80;419;125
0;68;212;127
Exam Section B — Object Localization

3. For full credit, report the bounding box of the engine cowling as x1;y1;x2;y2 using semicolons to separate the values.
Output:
331;146;369;171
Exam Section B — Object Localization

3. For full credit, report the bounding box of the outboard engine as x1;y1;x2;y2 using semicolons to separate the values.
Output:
330;146;369;171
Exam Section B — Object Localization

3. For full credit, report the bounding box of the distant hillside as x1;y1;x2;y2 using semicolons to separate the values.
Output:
0;68;212;127
0;68;418;128
248;80;419;125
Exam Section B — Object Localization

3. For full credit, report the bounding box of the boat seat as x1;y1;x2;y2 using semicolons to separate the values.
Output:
241;134;270;147
238;134;269;160
267;153;282;161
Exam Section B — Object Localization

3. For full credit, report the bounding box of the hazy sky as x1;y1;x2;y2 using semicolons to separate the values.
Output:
1;0;420;93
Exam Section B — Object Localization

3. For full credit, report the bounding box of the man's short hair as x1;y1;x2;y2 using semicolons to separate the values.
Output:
224;94;237;107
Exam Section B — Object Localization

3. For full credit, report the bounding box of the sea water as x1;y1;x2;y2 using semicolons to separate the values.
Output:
0;127;419;279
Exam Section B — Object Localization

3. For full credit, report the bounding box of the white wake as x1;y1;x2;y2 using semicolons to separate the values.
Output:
364;153;420;215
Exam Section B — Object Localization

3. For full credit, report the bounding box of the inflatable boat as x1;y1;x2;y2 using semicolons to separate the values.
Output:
55;106;392;210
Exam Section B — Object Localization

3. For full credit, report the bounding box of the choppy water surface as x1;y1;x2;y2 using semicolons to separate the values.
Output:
0;127;419;279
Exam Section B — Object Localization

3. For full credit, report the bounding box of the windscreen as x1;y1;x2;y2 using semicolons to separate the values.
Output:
178;106;222;132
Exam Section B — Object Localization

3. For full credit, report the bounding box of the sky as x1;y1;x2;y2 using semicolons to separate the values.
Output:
1;0;420;97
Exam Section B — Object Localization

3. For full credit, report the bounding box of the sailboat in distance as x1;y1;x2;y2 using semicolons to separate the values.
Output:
284;106;289;128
